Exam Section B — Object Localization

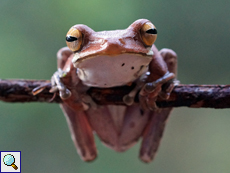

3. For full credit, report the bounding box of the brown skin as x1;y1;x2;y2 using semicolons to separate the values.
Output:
52;19;177;162
72;19;152;58
148;45;169;81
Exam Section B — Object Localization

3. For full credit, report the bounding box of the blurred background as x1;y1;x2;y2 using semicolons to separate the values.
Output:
1;0;230;172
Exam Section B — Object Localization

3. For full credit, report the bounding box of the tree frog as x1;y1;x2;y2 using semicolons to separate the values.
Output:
51;19;178;163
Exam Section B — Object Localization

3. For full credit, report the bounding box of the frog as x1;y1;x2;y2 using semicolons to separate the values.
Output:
50;19;178;163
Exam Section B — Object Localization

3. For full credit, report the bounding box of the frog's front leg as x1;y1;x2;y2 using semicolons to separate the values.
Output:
52;47;97;161
123;45;176;108
51;47;97;109
139;45;176;110
50;47;73;99
139;48;177;163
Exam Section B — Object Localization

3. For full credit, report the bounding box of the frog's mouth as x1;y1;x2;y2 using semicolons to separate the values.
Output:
72;53;152;88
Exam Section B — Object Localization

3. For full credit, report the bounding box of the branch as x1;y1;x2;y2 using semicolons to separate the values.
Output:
0;79;230;108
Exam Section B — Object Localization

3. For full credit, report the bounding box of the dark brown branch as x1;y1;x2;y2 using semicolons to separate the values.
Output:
0;79;230;108
0;79;61;103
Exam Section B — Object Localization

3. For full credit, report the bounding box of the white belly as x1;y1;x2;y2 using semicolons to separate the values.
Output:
76;54;151;87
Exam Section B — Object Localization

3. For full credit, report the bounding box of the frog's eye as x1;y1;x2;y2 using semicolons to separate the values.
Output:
140;22;157;46
66;27;82;52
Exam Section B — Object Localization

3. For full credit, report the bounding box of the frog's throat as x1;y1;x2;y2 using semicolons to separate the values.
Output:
72;49;154;67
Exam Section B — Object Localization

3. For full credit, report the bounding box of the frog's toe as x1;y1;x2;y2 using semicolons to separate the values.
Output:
139;95;158;111
144;82;157;93
139;96;148;111
159;78;179;99
59;88;71;100
123;95;134;106
32;84;50;95
49;86;58;93
49;85;71;100
146;98;159;111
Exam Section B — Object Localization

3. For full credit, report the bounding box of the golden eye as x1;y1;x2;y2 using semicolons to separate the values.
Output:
140;22;157;46
66;27;82;52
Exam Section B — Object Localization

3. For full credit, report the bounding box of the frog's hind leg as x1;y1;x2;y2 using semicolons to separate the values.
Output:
61;103;97;161
139;48;177;163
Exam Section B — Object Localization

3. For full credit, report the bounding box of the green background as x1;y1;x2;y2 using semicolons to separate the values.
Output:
1;1;230;172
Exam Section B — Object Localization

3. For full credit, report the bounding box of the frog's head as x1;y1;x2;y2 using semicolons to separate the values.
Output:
65;19;157;87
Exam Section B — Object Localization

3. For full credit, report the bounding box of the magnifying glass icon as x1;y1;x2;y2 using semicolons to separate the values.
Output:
3;154;18;170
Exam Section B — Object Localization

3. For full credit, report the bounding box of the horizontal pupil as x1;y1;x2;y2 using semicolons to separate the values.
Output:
66;36;78;42
146;28;157;34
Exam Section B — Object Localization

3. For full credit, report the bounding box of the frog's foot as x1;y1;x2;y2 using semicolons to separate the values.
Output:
50;68;71;100
144;72;175;93
139;72;175;110
159;78;180;99
139;86;161;111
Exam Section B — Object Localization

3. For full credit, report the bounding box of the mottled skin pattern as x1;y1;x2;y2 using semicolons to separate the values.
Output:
51;19;177;162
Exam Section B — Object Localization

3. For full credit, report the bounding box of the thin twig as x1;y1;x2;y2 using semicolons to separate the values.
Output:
0;79;230;108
